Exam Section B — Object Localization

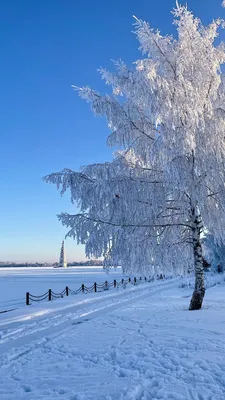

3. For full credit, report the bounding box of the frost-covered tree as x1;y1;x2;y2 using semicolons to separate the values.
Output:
44;3;225;310
203;234;225;273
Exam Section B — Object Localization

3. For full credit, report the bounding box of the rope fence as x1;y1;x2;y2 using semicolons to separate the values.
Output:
26;276;152;306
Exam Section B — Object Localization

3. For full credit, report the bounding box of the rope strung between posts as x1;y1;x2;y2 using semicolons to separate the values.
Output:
29;294;49;302
26;276;154;306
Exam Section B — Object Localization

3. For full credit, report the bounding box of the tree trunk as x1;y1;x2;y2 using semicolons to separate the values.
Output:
189;211;205;310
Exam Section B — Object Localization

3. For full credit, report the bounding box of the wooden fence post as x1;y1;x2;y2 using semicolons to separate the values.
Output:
122;278;124;285
145;277;147;282
128;277;131;283
114;279;117;288
48;289;52;301
66;286;69;296
26;292;30;306
134;277;137;284
105;281;108;290
82;284;85;293
94;282;97;292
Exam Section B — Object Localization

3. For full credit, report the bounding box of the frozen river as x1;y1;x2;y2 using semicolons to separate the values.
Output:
0;266;125;310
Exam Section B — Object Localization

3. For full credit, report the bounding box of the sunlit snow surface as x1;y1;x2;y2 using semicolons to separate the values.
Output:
0;270;225;399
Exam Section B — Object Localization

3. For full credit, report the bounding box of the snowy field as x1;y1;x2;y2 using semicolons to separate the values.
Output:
0;266;126;310
0;277;225;399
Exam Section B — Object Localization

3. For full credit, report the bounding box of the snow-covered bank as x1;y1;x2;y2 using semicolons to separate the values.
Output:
180;271;225;289
0;280;225;399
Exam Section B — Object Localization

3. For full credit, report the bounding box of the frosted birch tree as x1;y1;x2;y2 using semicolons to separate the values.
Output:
44;3;225;310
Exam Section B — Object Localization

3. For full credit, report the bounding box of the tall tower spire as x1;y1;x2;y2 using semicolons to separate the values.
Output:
59;240;67;268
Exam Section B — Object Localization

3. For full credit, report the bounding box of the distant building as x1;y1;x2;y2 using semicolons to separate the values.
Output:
59;240;67;268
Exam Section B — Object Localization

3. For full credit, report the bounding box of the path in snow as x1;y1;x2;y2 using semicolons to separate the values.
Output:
1;281;225;399
0;279;176;355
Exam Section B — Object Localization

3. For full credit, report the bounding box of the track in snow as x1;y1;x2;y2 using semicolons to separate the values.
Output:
1;280;225;400
0;279;178;359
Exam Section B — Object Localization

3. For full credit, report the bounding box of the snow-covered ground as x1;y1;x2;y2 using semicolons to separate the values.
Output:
0;276;225;399
0;266;126;310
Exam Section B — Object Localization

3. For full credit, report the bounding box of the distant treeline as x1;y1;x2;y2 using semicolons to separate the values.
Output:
67;260;103;267
0;260;103;268
0;263;51;268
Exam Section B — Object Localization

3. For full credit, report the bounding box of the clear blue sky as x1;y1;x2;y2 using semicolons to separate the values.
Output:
0;0;224;263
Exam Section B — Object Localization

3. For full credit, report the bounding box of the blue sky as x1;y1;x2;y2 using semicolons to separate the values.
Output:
0;0;224;263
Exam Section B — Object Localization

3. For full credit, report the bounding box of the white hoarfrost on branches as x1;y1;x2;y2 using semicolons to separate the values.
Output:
44;4;225;310
203;234;225;273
